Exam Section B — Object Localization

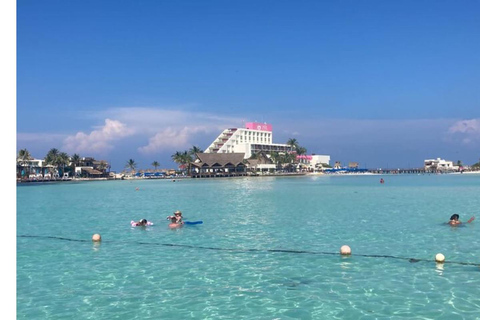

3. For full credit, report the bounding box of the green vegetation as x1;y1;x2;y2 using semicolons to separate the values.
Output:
16;147;197;179
472;159;480;170
44;148;70;176
152;161;161;171
171;145;204;174
286;138;307;155
270;151;297;171
125;159;137;174
70;153;81;174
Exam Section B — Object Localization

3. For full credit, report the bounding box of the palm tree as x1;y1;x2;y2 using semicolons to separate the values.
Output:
70;153;81;176
188;146;202;174
125;159;137;175
270;151;280;170
286;138;298;151
17;149;32;179
184;151;195;175
171;151;184;166
44;148;62;178
296;146;307;155
58;152;70;177
44;148;59;163
98;161;108;173
152;161;160;172
189;145;203;156
286;152;298;172
171;151;193;175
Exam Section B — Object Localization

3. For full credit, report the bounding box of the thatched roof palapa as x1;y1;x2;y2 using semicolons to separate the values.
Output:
82;168;103;175
192;153;246;167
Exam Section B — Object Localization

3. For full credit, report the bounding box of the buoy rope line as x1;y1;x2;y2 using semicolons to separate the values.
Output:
18;235;479;267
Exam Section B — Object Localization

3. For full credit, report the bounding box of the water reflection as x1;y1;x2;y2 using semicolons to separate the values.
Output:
435;262;444;275
92;242;101;251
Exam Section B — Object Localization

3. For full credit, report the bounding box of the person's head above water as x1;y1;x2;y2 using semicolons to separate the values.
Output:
450;214;459;221
139;219;148;225
174;210;182;216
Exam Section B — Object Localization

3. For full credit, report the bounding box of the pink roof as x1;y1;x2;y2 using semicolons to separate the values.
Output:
296;155;313;160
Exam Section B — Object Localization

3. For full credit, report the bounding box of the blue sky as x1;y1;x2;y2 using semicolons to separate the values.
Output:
15;0;480;171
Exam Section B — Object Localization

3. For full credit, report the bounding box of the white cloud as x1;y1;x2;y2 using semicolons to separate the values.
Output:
97;107;242;135
98;107;244;154
62;119;134;154
138;126;208;154
18;107;244;159
447;118;480;144
448;119;480;134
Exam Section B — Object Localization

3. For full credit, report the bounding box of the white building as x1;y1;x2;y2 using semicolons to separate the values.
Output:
17;158;53;178
297;155;331;171
205;122;294;159
424;158;458;171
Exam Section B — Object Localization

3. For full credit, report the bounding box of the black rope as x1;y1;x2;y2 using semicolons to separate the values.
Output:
17;235;480;267
19;235;90;243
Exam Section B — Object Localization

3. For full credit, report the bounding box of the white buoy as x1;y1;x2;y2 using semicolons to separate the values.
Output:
92;234;102;242
435;253;445;263
340;245;351;255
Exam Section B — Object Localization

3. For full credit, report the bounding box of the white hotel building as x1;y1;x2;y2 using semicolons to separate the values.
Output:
205;122;294;159
205;122;331;170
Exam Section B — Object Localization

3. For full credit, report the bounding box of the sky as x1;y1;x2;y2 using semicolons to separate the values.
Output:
15;0;480;172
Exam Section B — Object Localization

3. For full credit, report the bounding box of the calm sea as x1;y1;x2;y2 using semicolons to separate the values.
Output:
17;174;480;319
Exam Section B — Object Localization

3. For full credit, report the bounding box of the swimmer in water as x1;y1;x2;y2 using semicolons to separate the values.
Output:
168;216;183;229
448;214;461;226
448;214;475;226
166;210;184;224
132;219;151;227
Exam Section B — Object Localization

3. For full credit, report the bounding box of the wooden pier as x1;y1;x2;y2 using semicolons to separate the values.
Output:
368;168;428;174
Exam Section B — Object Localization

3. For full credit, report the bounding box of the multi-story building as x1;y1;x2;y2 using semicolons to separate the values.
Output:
205;122;294;159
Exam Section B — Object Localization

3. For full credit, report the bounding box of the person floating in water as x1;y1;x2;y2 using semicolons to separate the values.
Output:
380;178;385;184
448;214;475;226
131;219;153;227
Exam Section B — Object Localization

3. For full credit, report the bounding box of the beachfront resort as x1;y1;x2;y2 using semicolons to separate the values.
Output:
16;122;480;182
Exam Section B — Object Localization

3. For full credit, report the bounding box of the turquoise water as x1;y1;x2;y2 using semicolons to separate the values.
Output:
17;174;480;319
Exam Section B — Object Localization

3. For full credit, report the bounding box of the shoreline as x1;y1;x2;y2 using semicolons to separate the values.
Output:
16;170;480;184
